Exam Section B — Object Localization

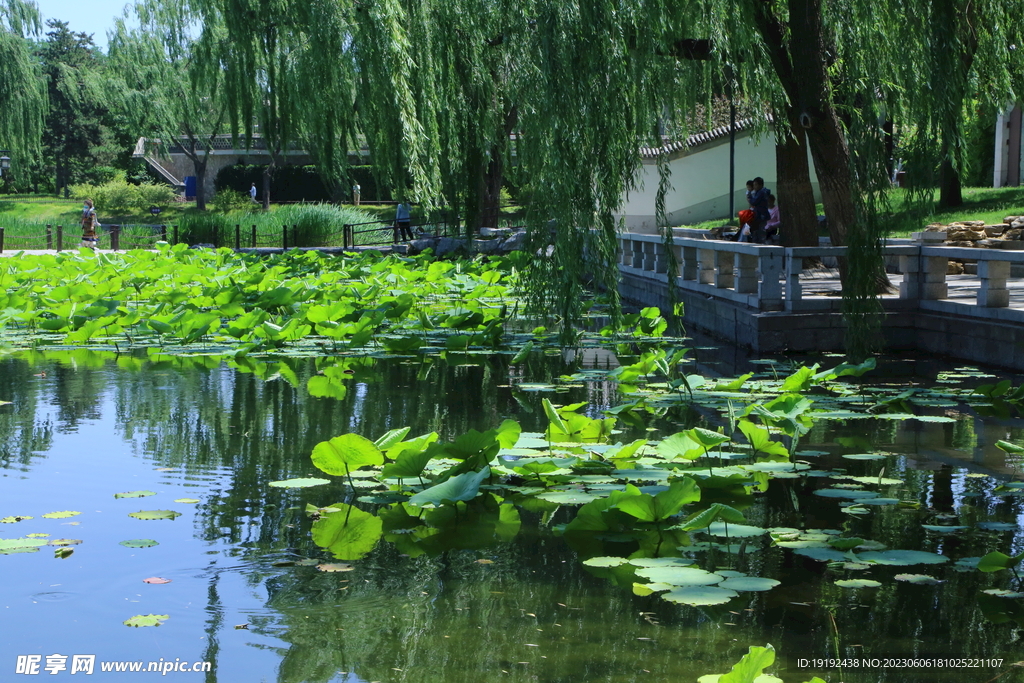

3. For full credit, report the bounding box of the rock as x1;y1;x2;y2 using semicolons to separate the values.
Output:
947;240;975;247
946;227;985;241
407;238;437;255
985;225;1007;237
473;239;502;254
1012;220;1024;230
190;243;216;249
499;230;527;253
912;231;946;243
1006;229;1024;240
962;220;986;227
479;227;511;239
435;237;467;256
947;261;964;275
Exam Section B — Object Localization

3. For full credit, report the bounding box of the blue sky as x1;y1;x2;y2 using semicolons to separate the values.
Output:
34;0;134;51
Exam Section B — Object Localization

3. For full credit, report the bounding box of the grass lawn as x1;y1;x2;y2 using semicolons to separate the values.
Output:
674;186;1024;237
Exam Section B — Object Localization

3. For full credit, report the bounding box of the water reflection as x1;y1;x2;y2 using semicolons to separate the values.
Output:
0;350;1023;683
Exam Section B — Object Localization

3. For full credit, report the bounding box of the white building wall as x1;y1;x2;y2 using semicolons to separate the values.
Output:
617;130;821;232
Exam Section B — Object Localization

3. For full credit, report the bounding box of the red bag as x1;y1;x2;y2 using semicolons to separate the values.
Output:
738;209;755;226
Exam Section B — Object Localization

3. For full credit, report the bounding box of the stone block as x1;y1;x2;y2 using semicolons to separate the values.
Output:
977;288;1010;307
921;282;948;299
435;237;468;256
978;260;1010;279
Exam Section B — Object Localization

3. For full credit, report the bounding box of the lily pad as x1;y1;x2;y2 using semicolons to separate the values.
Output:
628;557;694;568
173;498;200;504
634;567;723;586
704;523;767;538
582;556;629;567
841;453;888;460
792;547;849;562
0;537;48;554
268;477;331;489
661;585;738;606
981;589;1024;598
0;515;33;523
814;488;880;499
895;573;943;585
114;491;156;499
120;539;159;548
536;490;602;505
717;577;781;592
41;511;80;519
977;522;1018;531
921;525;968;532
856;550;949;566
123;614;169;627
128;510;182;521
316;563;354;572
835;579;882;588
849;497;901;506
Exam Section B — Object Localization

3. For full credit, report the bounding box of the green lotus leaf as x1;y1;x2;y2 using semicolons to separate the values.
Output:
409;467;491;507
268;478;331;488
128;510;182;521
535;490;602;505
582;556;629;567
634;566;723;586
717;577;781;592
814;488;880;499
310;503;383;560
0;515;32;523
792;547;849;562
627;557;695;568
174;498;200;504
981;589;1024;598
841;453;888;460
41;510;81;519
895;573;943;585
661;585;738;606
704;522;766;538
856;550;949;566
114;491;156;499
124;614;169;627
311;433;384;477
119;539;159;548
835;579;882;588
0;537;48;554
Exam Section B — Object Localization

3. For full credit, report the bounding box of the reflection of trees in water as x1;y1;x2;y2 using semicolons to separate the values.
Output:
0;355;55;469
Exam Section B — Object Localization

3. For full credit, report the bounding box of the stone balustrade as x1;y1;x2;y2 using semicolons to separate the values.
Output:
617;232;1024;321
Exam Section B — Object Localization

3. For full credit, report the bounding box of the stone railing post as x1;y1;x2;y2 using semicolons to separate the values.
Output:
735;253;758;293
681;245;698;280
759;248;783;310
977;260;1010;307
901;253;948;300
697;248;715;285
785;254;803;305
632;238;644;269
714;250;734;288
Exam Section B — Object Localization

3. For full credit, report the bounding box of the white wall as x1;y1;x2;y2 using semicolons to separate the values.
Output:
616;130;821;232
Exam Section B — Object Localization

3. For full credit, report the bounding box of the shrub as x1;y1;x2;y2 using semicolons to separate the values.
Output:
70;177;176;215
211;189;253;213
214;164;393;203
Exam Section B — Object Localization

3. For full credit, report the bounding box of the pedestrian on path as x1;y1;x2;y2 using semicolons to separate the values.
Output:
352;183;361;206
394;200;413;242
250;183;258;204
80;199;99;249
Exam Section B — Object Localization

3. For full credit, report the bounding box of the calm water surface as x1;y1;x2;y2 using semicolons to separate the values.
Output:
1;349;1023;683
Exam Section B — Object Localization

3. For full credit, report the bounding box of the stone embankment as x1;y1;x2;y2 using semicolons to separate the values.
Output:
918;216;1024;275
405;227;526;256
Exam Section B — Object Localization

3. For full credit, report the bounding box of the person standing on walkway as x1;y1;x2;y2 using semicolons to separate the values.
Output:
352;183;361;206
749;177;771;233
394;200;413;242
250;183;258;204
80;199;98;249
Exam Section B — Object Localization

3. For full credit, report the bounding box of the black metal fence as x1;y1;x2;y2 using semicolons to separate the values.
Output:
0;217;465;253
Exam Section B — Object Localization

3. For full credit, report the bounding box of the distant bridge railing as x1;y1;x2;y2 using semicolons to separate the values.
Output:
617;231;1024;321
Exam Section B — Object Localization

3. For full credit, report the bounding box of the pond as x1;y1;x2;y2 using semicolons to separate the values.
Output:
2;347;1024;683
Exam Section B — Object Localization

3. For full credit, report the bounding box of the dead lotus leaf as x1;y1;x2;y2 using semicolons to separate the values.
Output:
316;563;354;572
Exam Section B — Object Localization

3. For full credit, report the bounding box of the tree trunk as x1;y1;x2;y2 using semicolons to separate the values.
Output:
479;149;502;230
195;156;209;211
938;157;963;208
776;110;819;248
262;161;273;211
787;0;856;250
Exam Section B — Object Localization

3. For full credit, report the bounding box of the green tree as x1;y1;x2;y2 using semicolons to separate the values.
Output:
37;19;109;196
109;0;228;210
0;0;45;176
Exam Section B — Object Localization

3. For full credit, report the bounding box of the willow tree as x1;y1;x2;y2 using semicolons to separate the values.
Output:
0;0;45;175
893;0;1023;208
108;0;228;210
